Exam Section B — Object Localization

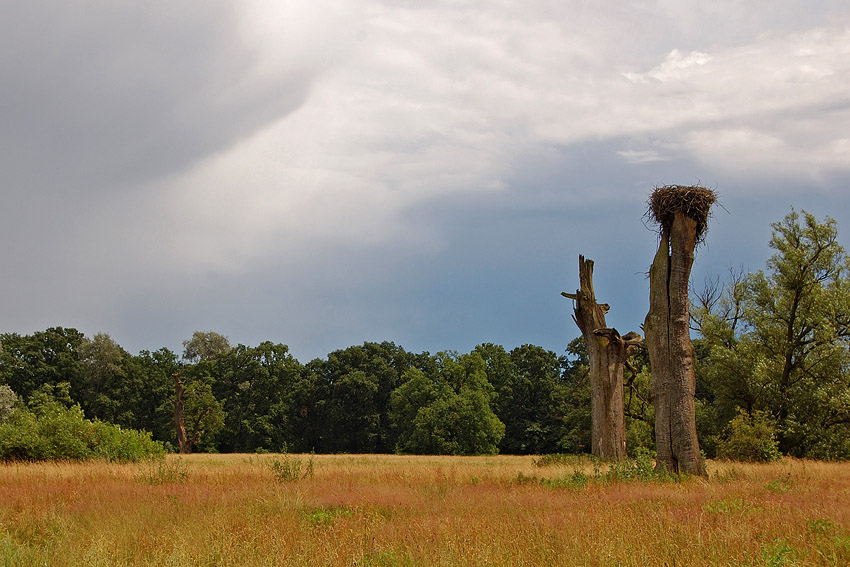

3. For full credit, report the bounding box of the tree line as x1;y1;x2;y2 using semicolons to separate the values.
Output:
1;206;848;461
0;330;585;456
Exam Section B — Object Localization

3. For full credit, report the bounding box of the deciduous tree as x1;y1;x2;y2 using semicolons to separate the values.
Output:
390;352;504;455
698;209;850;458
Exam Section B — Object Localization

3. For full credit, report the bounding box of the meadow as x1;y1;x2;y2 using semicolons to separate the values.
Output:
1;454;849;566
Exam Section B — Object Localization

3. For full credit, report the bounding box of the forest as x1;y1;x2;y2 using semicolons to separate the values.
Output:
1;207;849;462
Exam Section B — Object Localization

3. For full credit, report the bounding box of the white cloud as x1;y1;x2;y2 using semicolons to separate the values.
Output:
617;149;673;164
625;49;712;84
126;3;850;276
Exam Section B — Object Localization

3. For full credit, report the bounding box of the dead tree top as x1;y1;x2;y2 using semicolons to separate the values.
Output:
647;185;717;243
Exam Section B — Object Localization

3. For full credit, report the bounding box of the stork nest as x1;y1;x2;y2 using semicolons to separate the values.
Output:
647;185;717;243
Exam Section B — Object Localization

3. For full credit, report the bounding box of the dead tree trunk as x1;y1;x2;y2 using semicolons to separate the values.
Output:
645;186;714;476
174;372;191;454
563;255;642;460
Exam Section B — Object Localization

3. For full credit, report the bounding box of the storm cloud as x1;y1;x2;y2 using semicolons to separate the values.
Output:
2;1;849;360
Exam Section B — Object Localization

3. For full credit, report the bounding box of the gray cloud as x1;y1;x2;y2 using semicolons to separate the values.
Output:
2;1;849;360
0;3;328;194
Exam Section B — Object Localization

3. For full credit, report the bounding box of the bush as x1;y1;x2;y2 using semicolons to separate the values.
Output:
89;419;166;462
601;448;659;482
271;450;315;482
533;453;589;468
0;400;164;463
0;408;42;460
135;457;189;484
717;409;781;462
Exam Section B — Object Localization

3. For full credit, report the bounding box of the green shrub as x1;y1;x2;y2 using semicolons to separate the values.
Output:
301;505;352;526
0;400;164;463
717;409;781;462
134;457;189;484
542;469;590;489
601;448;658;482
90;419;165;462
626;417;655;457
532;453;589;468
761;538;799;567
0;408;43;460
33;403;93;460
542;449;681;489
271;451;315;482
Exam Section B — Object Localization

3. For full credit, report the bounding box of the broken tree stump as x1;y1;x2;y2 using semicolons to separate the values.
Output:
563;255;642;460
644;185;715;476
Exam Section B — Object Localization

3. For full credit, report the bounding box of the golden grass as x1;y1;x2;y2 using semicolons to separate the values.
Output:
2;455;849;566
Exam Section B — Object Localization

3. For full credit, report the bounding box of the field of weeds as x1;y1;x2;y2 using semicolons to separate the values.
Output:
1;454;849;566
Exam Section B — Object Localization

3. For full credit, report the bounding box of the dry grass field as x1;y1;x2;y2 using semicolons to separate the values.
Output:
2;454;849;566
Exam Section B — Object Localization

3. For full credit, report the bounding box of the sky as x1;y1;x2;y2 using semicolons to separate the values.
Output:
2;1;849;362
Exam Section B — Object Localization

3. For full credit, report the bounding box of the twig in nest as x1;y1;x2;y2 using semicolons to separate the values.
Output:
646;184;717;243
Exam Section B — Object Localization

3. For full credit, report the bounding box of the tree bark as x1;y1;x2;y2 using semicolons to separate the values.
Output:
563;255;641;460
645;213;706;476
174;372;191;454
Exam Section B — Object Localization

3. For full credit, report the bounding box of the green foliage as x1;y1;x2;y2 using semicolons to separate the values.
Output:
533;453;589;468
326;369;381;451
300;506;352;526
764;472;794;494
606;452;666;482
717;409;781;462
621;349;655;457
626;417;654;456
744;211;850;456
89;420;166;462
213;341;304;453
270;450;315;482
179;370;226;452
477;343;572;454
294;342;425;454
0;385;17;423
0;330;180;447
0;385;164;462
0;327;87;401
696;209;850;459
540;450;681;489
762;538;800;567
592;448;682;484
390;352;504;455
556;337;592;453
76;332;130;423
134;457;189;484
182;330;232;363
693;397;720;459
0;406;42;460
559;470;590;488
122;347;182;444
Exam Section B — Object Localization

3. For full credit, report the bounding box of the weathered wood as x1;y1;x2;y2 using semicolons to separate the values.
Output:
645;212;706;476
565;255;641;460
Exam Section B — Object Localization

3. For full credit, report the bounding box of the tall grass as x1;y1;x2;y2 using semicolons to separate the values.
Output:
1;455;848;565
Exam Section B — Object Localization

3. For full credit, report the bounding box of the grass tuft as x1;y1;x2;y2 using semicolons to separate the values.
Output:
270;451;315;482
134;456;189;485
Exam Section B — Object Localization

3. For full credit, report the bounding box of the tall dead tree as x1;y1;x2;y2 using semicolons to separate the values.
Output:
563;255;642;460
644;185;715;476
174;372;190;454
